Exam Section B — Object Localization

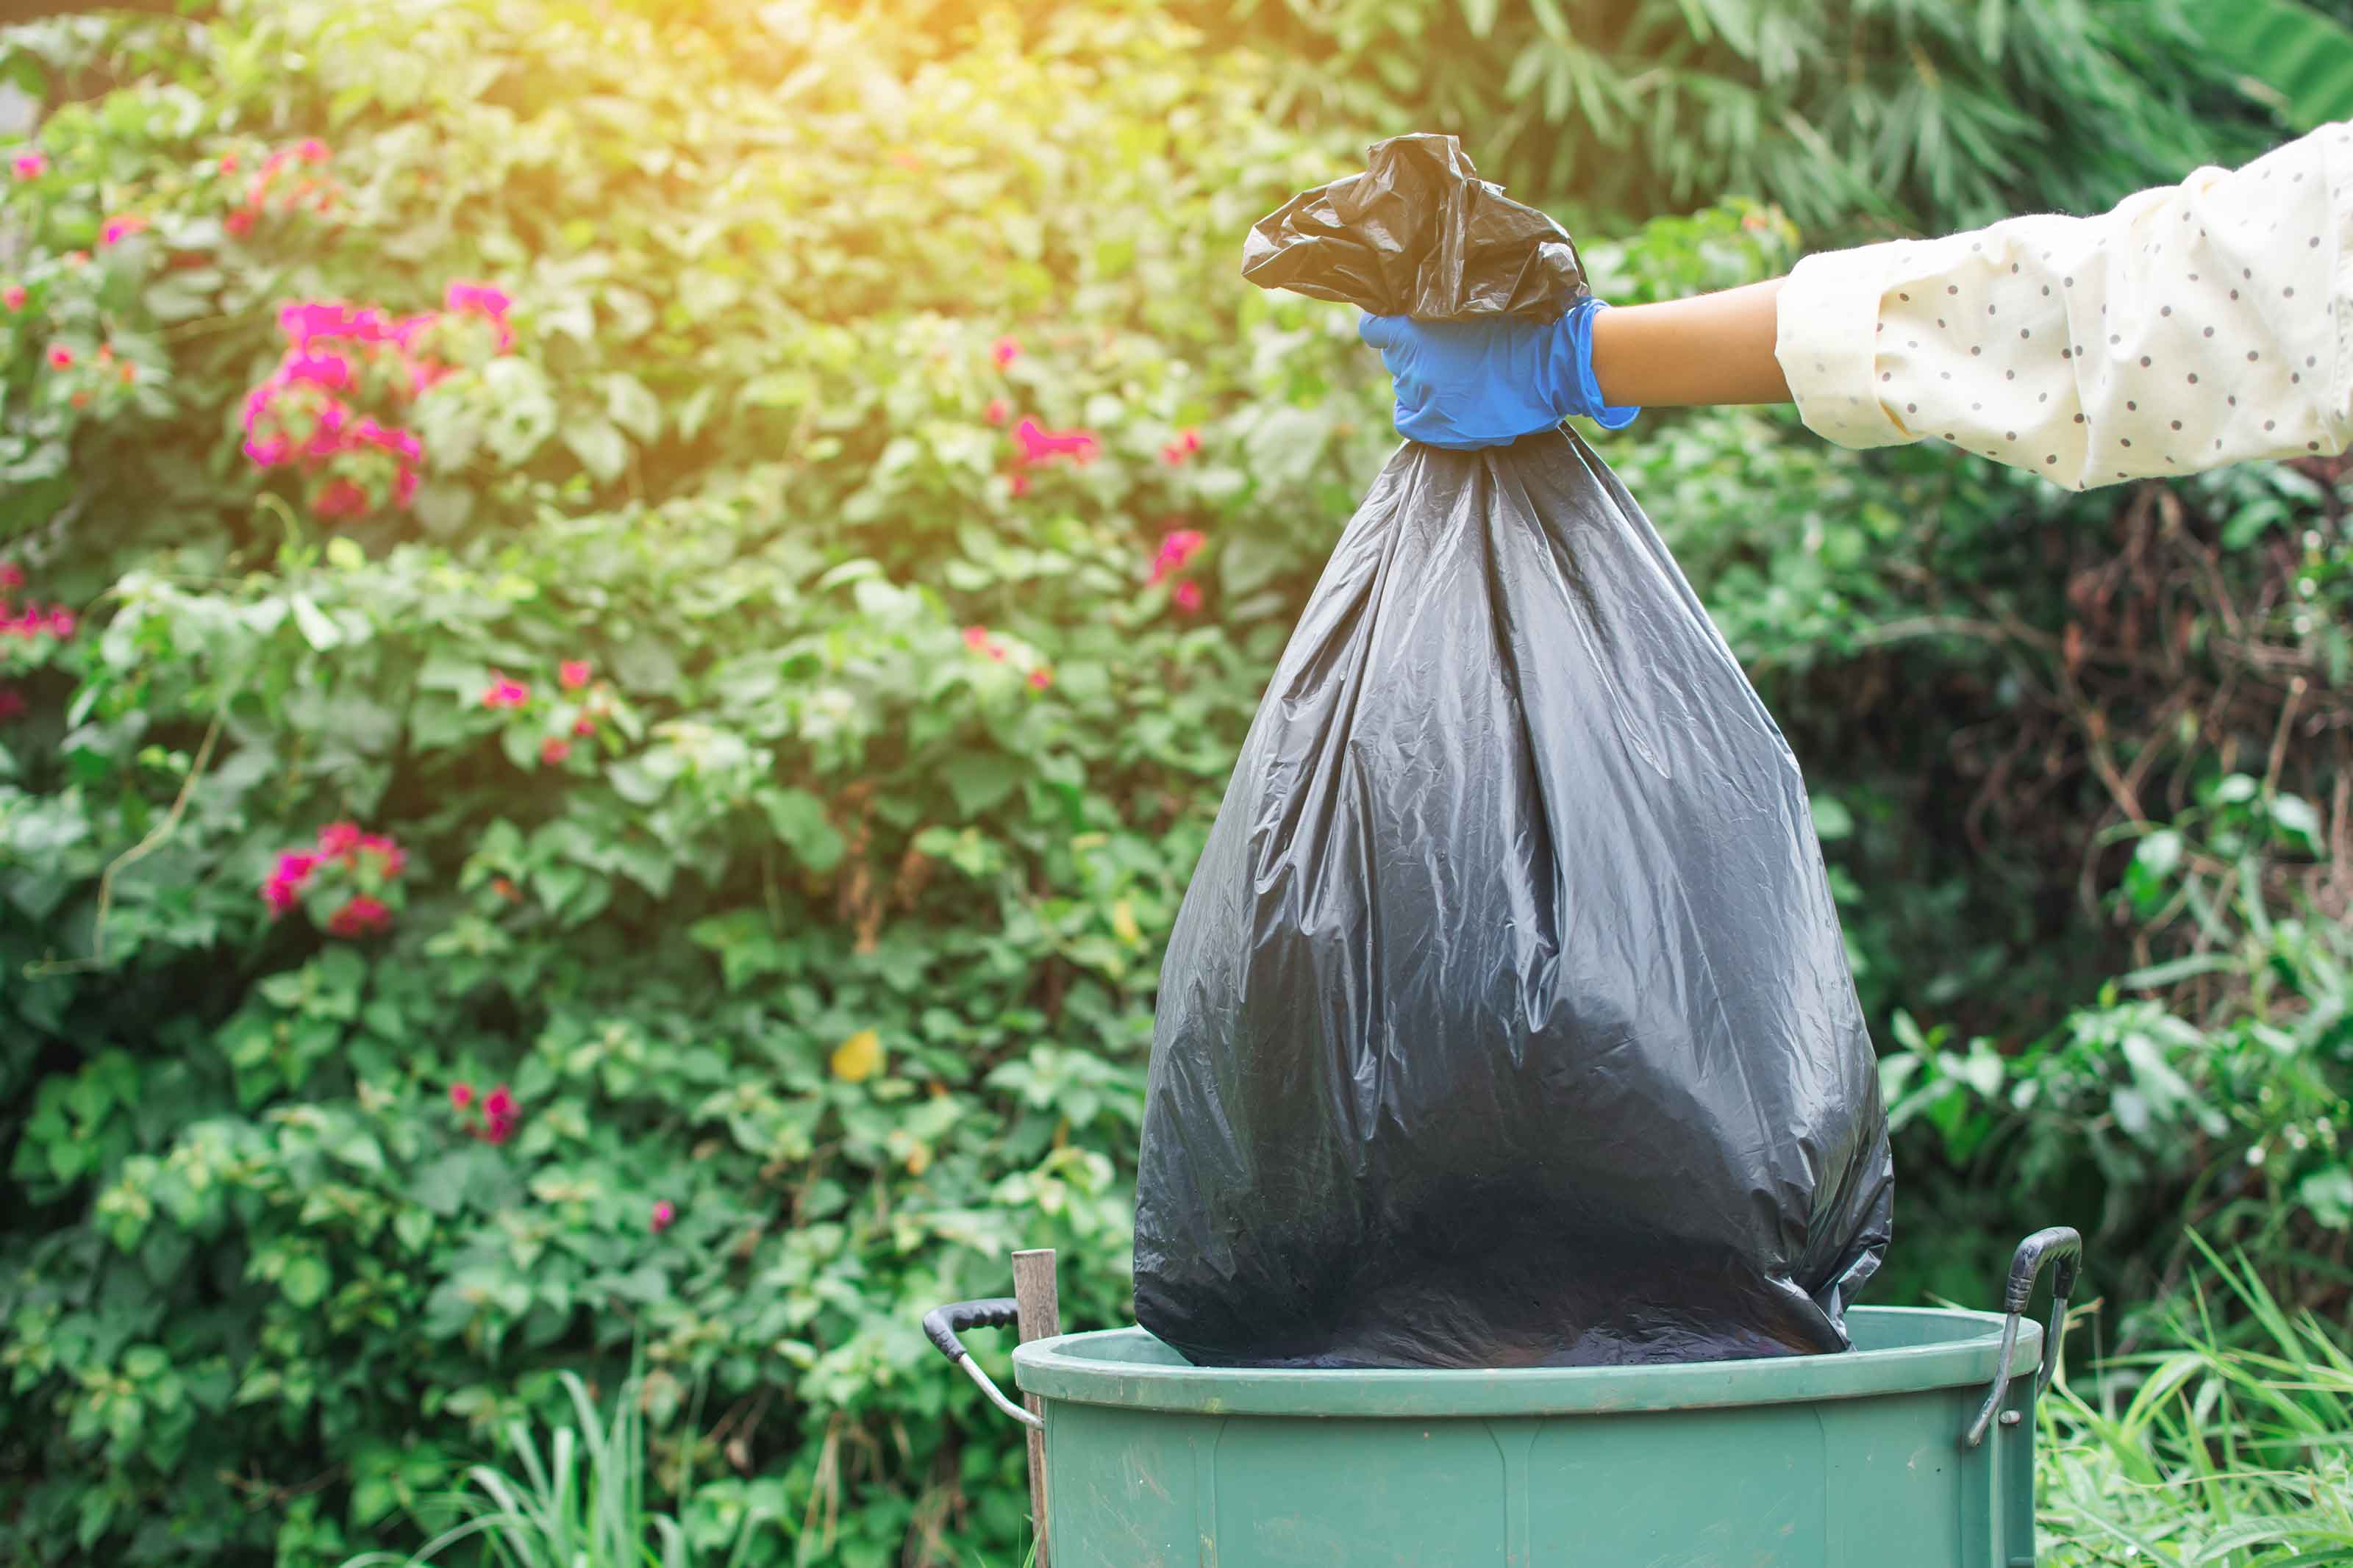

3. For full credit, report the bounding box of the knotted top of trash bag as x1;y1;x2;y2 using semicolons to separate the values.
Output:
1240;132;1589;321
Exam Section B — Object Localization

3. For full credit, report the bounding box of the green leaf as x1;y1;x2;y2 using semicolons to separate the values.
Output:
757;787;846;872
2185;0;2353;130
938;753;1025;818
413;481;474;537
563;418;629;484
279;1255;329;1308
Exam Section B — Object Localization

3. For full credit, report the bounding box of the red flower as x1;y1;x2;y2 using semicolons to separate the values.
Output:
477;1084;518;1145
1008;472;1031;498
1;284;24;312
990;335;1020;368
219;153;239;175
1159;429;1202;465
983;398;1008;426
312;478;371;519
540;737;571;765
68;391;88;409
651;1200;676;1233
1029;667;1052;691
449;1082;475;1111
99;215;149;247
0;564;22;591
45;346;72;370
325;895;391;939
573;715;596;737
1149;529;1207;587
224;208;255;237
1174;580;1204;614
558;659;591;691
481;673;530;710
10;151;46;181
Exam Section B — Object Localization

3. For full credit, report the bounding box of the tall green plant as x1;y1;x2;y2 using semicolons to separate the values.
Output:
343;1370;735;1568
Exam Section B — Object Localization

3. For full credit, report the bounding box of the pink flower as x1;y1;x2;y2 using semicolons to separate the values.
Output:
45;346;72;370
99;215;149;247
1149;529;1207;587
540;737;571;765
1008;472;1031;498
0;687;24;723
44;609;74;640
990;335;1020;368
225;208;255;238
261;849;319;917
651;1200;676;1234
573;715;597;737
450;1082;475;1111
1029;667;1052;691
10;151;46;181
326;895;392;939
1174;580;1204;614
1;284;23;312
293;137;331;165
1159;429;1202;465
962;626;991;652
481;673;530;710
444;280;511;318
243;434;291;467
219;153;240;175
558;659;591;691
0;564;23;591
444;281;515;350
317;822;363;858
477;1084;518;1145
1012;416;1099;465
983;398;1008;426
63;251;87;268
356;834;407;878
282;350;354;390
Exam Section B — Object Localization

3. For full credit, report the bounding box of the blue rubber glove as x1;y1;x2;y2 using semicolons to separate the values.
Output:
1357;298;1637;450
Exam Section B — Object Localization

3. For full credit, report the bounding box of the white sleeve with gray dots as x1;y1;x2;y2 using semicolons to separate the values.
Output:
1773;121;2353;490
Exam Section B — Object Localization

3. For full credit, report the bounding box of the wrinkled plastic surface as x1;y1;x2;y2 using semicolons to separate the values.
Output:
1240;133;1589;321
1131;137;1893;1371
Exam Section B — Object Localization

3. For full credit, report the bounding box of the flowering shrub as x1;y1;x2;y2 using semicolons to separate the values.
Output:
7;0;2336;1565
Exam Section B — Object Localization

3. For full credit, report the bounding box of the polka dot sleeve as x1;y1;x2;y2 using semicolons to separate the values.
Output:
1775;122;2353;490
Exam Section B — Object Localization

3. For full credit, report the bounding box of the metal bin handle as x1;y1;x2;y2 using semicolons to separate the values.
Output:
923;1297;1045;1433
1963;1226;2083;1448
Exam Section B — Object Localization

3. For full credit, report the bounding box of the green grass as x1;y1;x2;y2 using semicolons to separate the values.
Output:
338;1367;745;1568
2039;1245;2353;1567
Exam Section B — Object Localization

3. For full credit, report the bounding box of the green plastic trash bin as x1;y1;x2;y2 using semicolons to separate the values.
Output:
927;1228;2078;1568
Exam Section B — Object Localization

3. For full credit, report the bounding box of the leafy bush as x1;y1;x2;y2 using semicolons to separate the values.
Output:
4;0;2349;1563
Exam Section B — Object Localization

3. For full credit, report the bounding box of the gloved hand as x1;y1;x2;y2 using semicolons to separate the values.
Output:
1357;298;1637;450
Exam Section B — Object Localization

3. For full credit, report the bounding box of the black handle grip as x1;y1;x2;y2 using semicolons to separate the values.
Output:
923;1297;1020;1362
2004;1227;2082;1314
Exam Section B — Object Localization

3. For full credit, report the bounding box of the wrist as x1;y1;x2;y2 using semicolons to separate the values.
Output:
1561;298;1639;430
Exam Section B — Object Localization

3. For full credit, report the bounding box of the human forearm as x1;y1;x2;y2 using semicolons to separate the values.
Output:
1587;279;1792;408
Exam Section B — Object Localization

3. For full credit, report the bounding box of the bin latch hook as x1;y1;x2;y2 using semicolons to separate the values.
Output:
924;1297;1046;1432
1963;1226;2082;1449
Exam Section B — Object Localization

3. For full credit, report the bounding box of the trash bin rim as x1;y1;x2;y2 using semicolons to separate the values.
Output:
1010;1306;2041;1419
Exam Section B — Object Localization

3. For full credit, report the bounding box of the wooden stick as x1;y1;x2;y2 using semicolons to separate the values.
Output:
1011;1249;1059;1568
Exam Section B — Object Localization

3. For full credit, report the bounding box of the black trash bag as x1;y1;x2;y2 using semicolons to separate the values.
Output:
1132;135;1893;1370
